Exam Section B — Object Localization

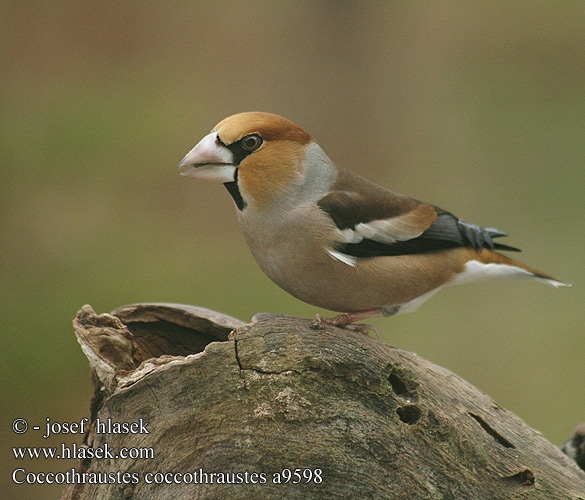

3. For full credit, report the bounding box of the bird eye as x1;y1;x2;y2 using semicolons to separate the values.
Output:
241;134;262;152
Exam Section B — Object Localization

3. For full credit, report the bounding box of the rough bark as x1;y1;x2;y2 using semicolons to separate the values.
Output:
61;303;585;500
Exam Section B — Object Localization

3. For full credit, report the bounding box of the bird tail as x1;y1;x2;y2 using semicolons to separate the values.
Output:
474;249;570;288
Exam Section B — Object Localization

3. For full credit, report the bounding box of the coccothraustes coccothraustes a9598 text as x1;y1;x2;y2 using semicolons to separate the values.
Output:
178;112;568;333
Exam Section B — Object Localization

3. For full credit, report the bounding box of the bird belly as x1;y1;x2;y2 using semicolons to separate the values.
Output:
243;226;461;313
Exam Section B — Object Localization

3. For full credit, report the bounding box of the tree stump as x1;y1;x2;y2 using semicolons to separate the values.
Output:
61;304;585;500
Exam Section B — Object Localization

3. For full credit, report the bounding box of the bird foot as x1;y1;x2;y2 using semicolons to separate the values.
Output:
316;313;380;338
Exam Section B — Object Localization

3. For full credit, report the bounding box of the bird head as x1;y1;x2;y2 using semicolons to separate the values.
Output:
179;112;317;209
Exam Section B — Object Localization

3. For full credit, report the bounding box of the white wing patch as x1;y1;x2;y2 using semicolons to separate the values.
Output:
340;219;424;245
326;249;357;267
332;214;428;267
354;219;424;244
339;228;363;244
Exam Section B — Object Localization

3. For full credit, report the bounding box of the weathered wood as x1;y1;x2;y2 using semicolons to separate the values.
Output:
62;304;585;500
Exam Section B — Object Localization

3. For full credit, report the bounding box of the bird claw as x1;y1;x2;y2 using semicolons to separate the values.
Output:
316;314;380;338
343;322;380;338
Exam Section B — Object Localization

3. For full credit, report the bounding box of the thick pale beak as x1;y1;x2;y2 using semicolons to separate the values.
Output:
178;132;237;183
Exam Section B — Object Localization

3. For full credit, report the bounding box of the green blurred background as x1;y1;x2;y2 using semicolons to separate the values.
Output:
1;2;583;498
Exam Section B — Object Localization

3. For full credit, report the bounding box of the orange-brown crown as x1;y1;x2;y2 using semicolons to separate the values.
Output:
212;112;311;145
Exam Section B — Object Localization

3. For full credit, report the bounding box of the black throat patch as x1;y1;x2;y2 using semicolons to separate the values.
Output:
223;169;246;211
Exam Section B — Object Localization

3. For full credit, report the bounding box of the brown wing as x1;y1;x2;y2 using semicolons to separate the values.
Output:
318;168;519;257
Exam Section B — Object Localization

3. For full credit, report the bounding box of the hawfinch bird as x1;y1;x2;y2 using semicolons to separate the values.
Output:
179;112;568;333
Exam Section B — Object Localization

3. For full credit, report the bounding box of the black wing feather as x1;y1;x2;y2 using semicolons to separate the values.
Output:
335;212;521;259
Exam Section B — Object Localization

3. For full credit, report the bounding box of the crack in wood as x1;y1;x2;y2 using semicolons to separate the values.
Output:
469;412;515;449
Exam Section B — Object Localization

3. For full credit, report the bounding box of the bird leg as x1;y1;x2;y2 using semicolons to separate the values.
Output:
316;306;399;337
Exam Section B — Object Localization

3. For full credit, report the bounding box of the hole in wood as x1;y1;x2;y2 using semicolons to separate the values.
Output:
389;371;409;397
396;405;422;425
388;367;418;401
504;468;535;487
123;320;222;359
